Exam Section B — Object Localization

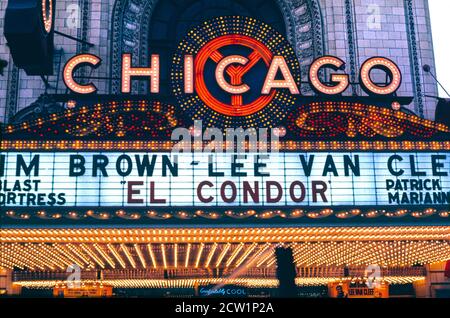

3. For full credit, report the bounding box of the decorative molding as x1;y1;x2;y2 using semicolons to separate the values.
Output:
344;0;358;96
290;0;325;93
287;101;449;139
77;0;92;83
110;0;157;94
3;100;447;140
404;0;425;118
77;0;91;53
1;206;449;222
5;64;20;123
2;140;450;152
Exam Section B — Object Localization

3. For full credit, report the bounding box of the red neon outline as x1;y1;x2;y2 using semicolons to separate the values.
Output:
195;35;277;117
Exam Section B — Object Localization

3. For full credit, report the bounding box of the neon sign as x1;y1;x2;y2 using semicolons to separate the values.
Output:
62;16;402;116
41;0;53;34
64;52;401;98
58;16;413;131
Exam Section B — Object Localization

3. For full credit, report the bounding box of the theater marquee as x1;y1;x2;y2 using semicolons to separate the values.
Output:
1;14;449;221
1;151;449;208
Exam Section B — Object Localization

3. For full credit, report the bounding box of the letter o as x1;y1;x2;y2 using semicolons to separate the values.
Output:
360;57;402;95
289;181;306;203
221;181;237;203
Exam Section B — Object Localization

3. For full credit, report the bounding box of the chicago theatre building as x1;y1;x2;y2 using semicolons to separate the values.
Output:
0;0;450;298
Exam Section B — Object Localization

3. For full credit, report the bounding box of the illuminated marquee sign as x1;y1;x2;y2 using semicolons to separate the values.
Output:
61;16;402;129
1;152;449;208
63;47;401;98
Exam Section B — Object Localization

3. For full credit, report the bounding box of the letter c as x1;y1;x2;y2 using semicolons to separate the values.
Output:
215;55;250;94
197;181;214;203
387;155;404;176
63;54;101;94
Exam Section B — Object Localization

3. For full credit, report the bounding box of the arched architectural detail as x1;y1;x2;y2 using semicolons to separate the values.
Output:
110;0;325;94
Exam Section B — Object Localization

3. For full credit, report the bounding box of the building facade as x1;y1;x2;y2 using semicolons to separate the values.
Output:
0;0;440;123
1;0;449;298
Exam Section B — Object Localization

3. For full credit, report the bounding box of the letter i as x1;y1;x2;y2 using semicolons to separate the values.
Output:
184;55;194;94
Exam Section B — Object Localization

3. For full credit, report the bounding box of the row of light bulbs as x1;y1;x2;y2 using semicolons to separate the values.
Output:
15;276;426;290
1;240;449;271
1;226;449;245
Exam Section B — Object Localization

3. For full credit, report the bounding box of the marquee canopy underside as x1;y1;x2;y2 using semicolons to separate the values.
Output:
1;226;449;271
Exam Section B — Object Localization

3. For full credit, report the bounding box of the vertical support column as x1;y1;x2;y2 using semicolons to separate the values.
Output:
404;0;425;118
76;0;91;84
344;0;359;96
5;64;19;123
413;277;428;298
0;268;21;296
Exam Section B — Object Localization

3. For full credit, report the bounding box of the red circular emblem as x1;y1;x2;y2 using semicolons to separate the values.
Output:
195;35;276;117
171;16;301;129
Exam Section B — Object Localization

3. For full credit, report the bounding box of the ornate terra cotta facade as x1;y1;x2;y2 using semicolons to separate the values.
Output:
0;0;439;123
